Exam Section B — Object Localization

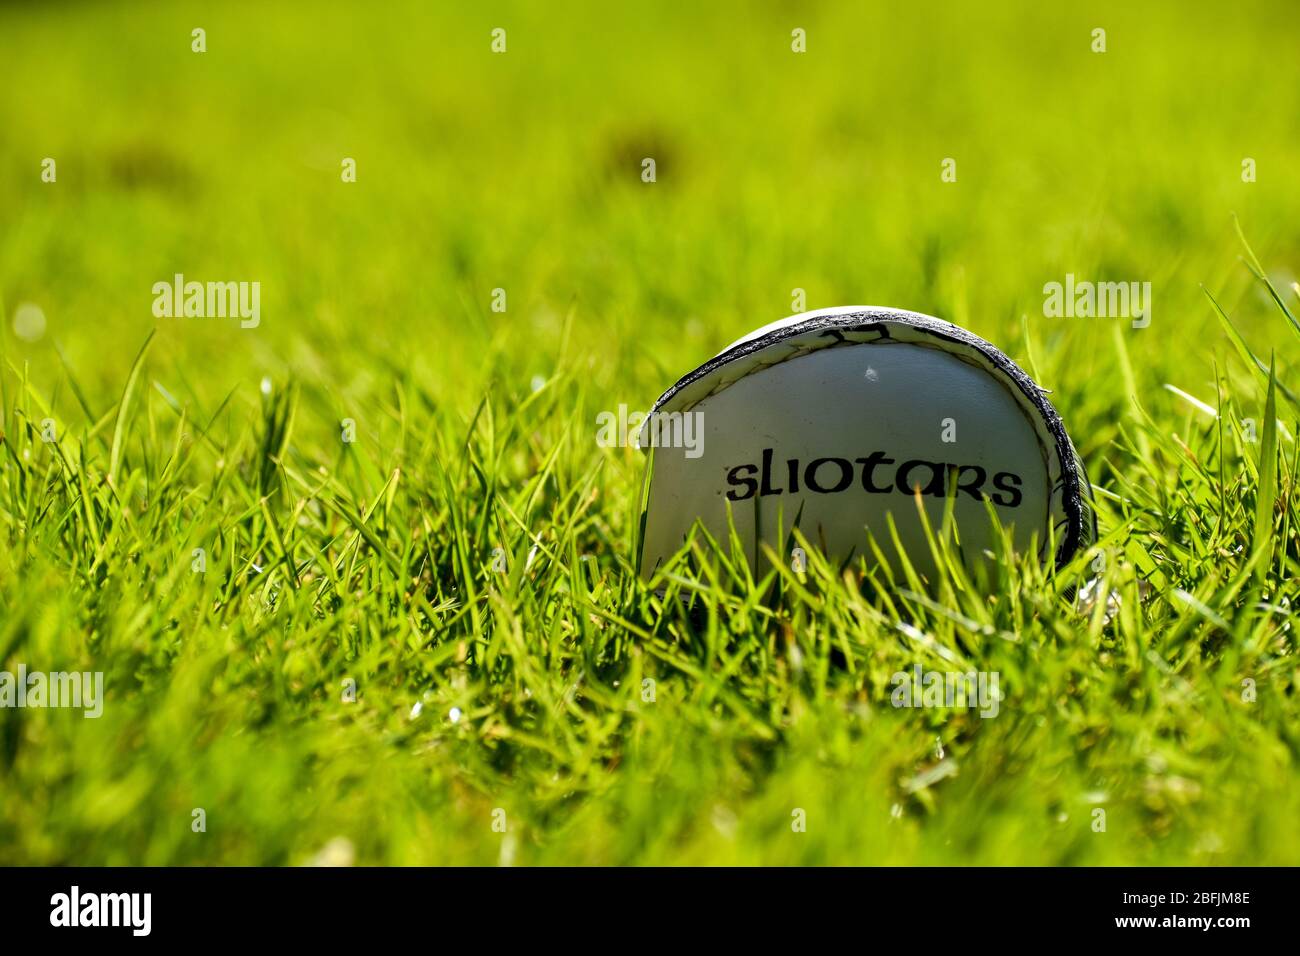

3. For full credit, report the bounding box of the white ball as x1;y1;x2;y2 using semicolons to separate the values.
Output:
637;307;1094;579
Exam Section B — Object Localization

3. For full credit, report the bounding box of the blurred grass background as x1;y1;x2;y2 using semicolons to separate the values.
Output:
6;0;1298;415
0;0;1298;865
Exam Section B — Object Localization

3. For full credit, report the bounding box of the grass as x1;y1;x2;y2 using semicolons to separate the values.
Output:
0;0;1298;865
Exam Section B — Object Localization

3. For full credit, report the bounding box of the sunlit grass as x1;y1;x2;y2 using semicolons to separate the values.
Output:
0;0;1297;865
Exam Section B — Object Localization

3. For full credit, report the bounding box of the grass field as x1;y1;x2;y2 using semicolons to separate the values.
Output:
1;0;1298;865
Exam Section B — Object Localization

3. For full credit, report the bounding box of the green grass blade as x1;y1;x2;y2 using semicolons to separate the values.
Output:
1252;356;1279;580
108;330;155;487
